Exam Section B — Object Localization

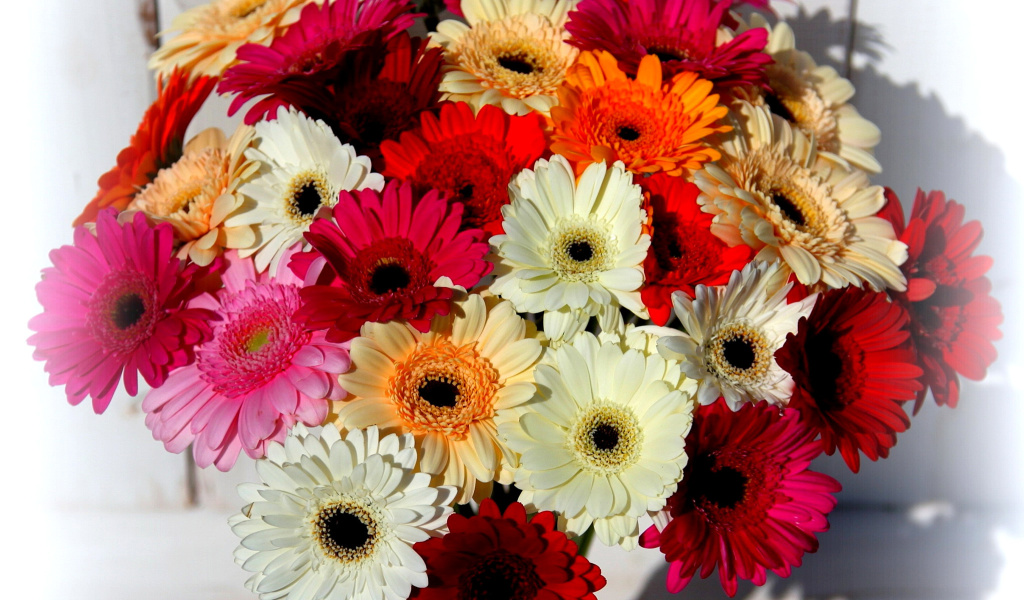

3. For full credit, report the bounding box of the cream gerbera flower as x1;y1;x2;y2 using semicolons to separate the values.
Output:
500;331;695;550
230;424;455;600
489;155;650;317
124;125;258;266
226;106;384;273
336;291;544;504
149;0;308;78
656;260;816;409
696;102;906;291
430;0;579;115
736;16;882;173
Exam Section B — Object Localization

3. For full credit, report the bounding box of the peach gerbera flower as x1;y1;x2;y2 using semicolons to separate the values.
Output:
550;50;730;177
148;0;308;78
122;125;258;266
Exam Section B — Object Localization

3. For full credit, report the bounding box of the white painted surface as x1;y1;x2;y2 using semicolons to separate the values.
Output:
4;0;1022;598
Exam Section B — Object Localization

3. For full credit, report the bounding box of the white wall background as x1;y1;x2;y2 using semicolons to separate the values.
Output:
2;1;1021;598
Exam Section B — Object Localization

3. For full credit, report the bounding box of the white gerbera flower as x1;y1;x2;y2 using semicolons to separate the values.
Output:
499;332;695;550
230;424;455;600
226;106;384;273
431;0;579;116
657;260;816;409
696;102;906;291
489;155;650;317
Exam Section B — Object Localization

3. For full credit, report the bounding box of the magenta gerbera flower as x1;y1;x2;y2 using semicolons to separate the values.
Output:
291;179;492;342
142;247;350;471
29;210;213;413
218;0;420;124
640;399;841;597
565;0;771;87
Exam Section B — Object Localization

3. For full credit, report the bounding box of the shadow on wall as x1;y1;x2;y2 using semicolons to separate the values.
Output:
631;7;1022;600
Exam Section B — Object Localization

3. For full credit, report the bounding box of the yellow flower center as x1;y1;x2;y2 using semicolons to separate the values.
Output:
704;321;773;386
246;329;271;353
310;497;382;565
547;219;614;283
285;170;332;225
569;403;643;474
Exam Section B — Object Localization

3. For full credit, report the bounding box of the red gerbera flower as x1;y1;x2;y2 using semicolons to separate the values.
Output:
776;287;923;472
640;174;752;325
380;102;547;236
291;180;492;342
411;499;605;600
218;0;419;124
75;69;215;226
29;210;214;413
640;399;840;597
878;188;1002;411
565;0;771;87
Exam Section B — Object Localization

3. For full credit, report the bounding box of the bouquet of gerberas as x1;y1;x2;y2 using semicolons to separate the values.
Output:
28;0;1004;598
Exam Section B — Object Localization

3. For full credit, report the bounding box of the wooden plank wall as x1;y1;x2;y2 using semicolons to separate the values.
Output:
8;0;1021;598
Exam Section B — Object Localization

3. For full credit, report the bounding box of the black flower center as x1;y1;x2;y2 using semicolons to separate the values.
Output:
111;293;146;330
772;192;806;227
805;332;845;411
324;511;369;551
498;53;535;75
419;379;459;408
459;550;543;600
764;92;796;123
644;45;686;63
567;241;593;262
723;338;756;370
294;182;324;217
369;263;411;295
617;126;641;141
691;455;748;510
458;183;475;199
591;423;620;451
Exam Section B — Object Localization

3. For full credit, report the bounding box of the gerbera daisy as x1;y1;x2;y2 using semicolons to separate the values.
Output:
142;248;349;471
640;174;753;326
148;0;308;78
489;155;650;317
776;286;922;472
640;399;840;597
380;101;547;236
218;0;420;124
75;69;215;226
28;210;213;413
430;0;580;116
231;424;456;600
550;51;730;176
335;291;543;504
879;188;1002;410
500;331;696;549
411;499;606;599
293;180;492;342
735;16;882;173
225;106;384;274
123;125;258;266
657;260;817;409
566;0;771;87
696;102;907;291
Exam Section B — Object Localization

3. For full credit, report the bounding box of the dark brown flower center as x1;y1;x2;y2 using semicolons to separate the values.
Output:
293;182;324;217
458;550;543;600
369;262;411;295
312;502;378;563
419;379;460;408
722;338;756;370
498;53;535;75
690;454;748;510
764;92;797;123
617;126;641;141
111;293;147;330
772;192;807;227
591;423;620;451
567;240;594;262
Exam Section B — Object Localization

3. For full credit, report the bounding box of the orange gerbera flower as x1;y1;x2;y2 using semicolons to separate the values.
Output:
550;51;729;177
75;70;216;227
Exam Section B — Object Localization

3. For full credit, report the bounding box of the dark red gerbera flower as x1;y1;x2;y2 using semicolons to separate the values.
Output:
640;399;840;597
218;0;419;124
411;499;605;600
76;69;215;226
878;188;1002;411
640;174;752;325
776;286;923;472
291;180;492;342
380;102;547;237
565;0;771;87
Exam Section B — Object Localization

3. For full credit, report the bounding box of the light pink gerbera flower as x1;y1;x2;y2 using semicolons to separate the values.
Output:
29;210;213;413
142;247;350;470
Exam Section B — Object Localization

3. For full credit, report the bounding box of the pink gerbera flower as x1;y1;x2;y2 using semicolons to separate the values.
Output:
218;0;420;124
565;0;771;87
142;247;349;471
29;210;213;413
640;399;841;597
291;179;492;342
